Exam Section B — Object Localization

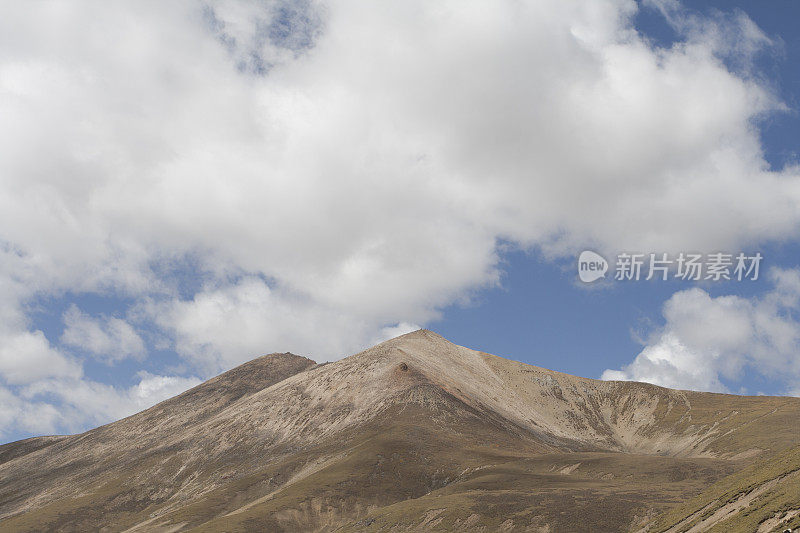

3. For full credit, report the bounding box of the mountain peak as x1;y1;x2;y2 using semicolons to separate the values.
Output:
2;335;800;532
378;328;451;348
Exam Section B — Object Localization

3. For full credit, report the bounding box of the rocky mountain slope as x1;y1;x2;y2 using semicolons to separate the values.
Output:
0;330;798;532
644;444;800;533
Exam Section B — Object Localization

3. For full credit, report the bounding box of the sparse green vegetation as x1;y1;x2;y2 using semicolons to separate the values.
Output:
648;445;800;533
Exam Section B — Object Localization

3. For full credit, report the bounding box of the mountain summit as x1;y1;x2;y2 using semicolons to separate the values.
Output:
1;330;799;532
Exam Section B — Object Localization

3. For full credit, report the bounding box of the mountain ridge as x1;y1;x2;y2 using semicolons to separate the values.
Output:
1;329;798;532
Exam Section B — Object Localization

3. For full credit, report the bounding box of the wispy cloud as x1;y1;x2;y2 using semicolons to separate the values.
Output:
61;305;146;363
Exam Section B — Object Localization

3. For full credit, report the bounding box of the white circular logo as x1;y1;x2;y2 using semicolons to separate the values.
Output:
578;251;608;283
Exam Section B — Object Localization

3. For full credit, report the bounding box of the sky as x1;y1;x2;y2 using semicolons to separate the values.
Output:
0;0;799;444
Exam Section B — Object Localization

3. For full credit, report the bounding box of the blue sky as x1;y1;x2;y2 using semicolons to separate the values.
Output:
1;0;800;445
434;243;800;393
437;0;800;393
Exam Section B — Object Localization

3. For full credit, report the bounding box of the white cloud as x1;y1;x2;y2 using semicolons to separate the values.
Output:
371;322;423;347
1;0;796;317
0;387;64;437
0;387;22;431
149;276;423;370
2;372;202;438
128;372;202;410
0;0;799;433
0;330;82;385
602;268;800;394
150;277;383;371
61;305;145;363
644;0;775;68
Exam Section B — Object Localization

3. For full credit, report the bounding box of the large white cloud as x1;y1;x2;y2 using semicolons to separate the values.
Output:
602;268;800;394
148;277;423;372
149;277;363;372
0;0;799;435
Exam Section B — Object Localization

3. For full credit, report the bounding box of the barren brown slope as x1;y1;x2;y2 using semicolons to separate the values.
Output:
0;352;314;522
0;435;68;467
0;330;799;532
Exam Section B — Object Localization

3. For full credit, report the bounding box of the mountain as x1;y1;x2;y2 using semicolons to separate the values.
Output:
1;330;799;532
